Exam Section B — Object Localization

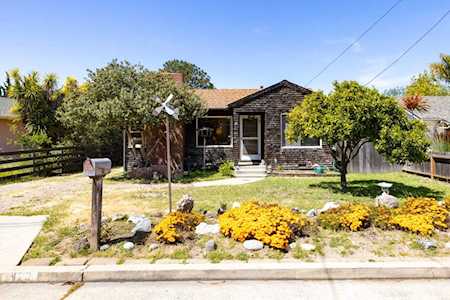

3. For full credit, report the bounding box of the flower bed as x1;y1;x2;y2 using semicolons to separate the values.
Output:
218;201;308;249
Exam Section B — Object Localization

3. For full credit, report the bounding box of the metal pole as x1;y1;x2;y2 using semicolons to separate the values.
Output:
166;116;172;212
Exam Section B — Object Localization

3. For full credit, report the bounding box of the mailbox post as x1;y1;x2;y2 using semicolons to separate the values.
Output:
83;158;111;251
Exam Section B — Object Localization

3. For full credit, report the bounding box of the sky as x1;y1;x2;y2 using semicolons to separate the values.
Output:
1;0;449;92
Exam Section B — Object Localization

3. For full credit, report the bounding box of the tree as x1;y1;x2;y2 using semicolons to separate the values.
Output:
161;59;214;89
287;81;429;191
8;69;66;148
405;72;449;96
0;72;11;97
57;60;207;163
430;53;450;85
383;86;405;97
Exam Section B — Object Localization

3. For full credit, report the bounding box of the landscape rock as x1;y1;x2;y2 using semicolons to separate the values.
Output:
177;194;194;213
205;239;217;252
204;211;217;218
445;242;450;250
73;237;89;252
300;243;316;251
291;207;300;213
195;222;220;235
318;201;340;214
289;242;297;249
375;192;399;209
232;202;241;209
100;244;110;251
149;243;160;251
128;215;151;234
111;213;127;222
123;241;135;250
243;239;264;251
306;209;317;218
417;238;437;250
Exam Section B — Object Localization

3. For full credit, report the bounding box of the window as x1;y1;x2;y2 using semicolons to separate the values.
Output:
280;114;321;148
196;116;232;147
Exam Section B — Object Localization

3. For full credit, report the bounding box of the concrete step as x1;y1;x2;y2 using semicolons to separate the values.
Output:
234;173;267;178
237;161;264;166
235;166;266;171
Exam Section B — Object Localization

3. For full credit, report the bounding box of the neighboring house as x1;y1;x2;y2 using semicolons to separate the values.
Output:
125;77;333;177
0;97;21;152
403;96;450;137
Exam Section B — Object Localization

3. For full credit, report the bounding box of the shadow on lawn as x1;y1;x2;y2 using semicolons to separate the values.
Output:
309;179;445;200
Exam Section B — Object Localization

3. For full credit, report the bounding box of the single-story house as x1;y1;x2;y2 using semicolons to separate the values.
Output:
402;96;450;137
125;76;333;177
0;97;21;152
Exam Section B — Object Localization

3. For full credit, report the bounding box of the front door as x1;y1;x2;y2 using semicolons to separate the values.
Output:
240;115;261;161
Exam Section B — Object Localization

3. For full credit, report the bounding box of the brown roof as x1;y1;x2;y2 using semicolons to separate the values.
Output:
194;89;259;109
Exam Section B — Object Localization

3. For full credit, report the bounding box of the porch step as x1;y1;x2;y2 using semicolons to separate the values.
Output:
234;162;266;178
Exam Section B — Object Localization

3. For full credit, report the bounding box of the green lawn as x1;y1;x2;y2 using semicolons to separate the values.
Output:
171;172;450;212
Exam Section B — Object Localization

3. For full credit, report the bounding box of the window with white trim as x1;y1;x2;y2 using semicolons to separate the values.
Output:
196;116;232;147
281;114;321;148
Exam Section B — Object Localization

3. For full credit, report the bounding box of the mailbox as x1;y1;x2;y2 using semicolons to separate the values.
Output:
83;158;112;177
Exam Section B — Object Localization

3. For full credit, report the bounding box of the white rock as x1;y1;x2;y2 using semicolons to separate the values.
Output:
100;244;110;251
123;241;135;250
149;243;159;251
445;242;450;250
375;192;399;208
289;242;297;249
306;209;317;218
195;222;220;235
205;240;217;252
243;239;264;251
128;215;152;233
232;202;241;209
300;243;316;251
318;201;340;214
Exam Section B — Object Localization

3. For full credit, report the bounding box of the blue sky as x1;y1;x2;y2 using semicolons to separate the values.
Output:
1;0;449;91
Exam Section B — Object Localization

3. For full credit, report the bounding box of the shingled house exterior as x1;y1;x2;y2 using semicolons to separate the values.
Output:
125;78;333;177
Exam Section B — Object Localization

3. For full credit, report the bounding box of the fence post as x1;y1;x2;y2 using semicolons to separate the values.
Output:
430;155;436;180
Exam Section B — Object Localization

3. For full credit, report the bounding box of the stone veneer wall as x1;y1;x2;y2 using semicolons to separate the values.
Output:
231;85;333;170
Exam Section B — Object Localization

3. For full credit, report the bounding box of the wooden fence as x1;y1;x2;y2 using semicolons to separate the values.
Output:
403;152;450;181
348;143;402;173
0;147;84;181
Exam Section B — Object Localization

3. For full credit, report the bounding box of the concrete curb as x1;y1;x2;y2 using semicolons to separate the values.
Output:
2;261;450;283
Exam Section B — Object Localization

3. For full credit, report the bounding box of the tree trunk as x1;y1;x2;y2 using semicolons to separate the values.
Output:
340;164;348;192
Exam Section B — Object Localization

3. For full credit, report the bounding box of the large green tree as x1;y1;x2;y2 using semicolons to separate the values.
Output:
287;81;429;191
57;60;207;163
404;72;449;96
161;59;214;89
430;53;450;85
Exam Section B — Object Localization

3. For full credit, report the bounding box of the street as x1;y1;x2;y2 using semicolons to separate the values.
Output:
1;279;450;300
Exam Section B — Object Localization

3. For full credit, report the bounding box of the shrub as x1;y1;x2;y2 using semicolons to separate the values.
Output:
218;160;234;177
154;212;204;243
317;203;370;231
218;201;308;249
397;197;448;230
369;206;394;230
390;214;435;235
389;197;449;235
443;196;450;211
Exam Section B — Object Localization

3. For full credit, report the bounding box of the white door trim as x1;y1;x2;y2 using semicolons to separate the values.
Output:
239;115;261;161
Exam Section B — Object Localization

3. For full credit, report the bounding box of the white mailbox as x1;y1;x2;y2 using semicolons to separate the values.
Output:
83;158;112;177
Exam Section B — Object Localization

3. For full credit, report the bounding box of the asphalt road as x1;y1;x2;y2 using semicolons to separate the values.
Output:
1;279;450;300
